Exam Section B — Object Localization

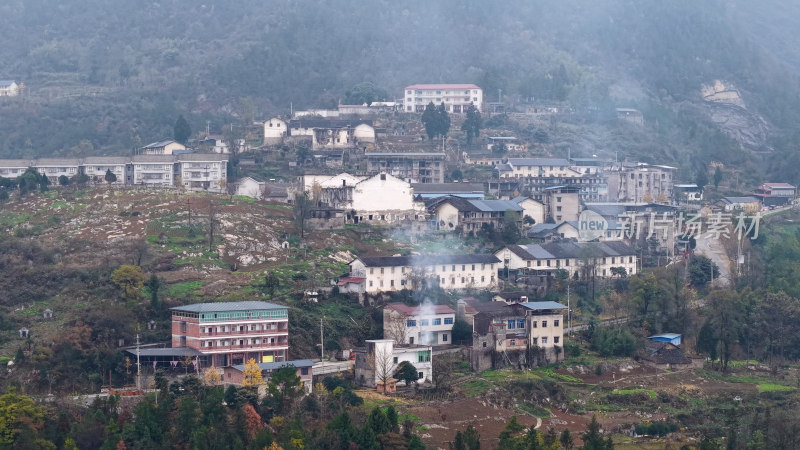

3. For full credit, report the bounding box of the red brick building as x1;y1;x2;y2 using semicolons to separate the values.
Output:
171;301;289;367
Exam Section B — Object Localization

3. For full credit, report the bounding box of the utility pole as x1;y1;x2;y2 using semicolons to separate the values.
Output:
208;200;215;252
320;316;325;368
567;283;572;336
135;333;141;390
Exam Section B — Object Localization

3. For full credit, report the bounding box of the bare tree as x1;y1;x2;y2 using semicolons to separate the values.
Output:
208;200;216;252
385;311;409;345
368;342;396;391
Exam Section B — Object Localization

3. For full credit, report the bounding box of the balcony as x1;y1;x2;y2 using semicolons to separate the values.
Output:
199;328;288;338
197;341;289;353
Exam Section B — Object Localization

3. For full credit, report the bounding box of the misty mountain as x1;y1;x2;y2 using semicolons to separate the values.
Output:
1;0;799;183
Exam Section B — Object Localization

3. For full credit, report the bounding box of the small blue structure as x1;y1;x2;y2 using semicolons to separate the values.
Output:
648;333;681;346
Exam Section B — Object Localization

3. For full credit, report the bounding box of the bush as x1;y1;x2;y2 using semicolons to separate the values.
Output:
590;326;638;357
635;422;678;436
565;342;582;357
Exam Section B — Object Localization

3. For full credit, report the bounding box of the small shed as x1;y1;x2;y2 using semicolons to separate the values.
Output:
19;328;29;338
376;378;397;394
648;333;681;346
42;309;53;319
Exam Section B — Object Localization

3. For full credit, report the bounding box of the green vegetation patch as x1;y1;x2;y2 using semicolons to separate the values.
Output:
535;367;582;383
166;280;206;299
462;379;491;396
758;383;795;393
611;388;657;401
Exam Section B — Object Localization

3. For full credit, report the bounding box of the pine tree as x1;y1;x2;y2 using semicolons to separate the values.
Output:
582;415;606;450
174;114;192;144
461;104;482;145
422;102;439;140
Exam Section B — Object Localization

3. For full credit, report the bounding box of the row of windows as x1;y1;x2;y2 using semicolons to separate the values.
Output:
407;90;478;95
369;263;493;275
200;323;285;333
201;337;286;347
525;257;633;268
406;317;454;327
506;319;560;329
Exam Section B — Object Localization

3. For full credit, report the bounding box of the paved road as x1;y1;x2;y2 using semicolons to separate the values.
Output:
695;233;731;288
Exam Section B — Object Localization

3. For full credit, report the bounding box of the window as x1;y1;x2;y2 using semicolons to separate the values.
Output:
554;337;560;344
510;339;516;346
541;337;548;344
433;318;441;325
442;333;448;342
409;337;414;344
380;268;384;274
393;356;398;364
554;320;560;327
542;320;548;327
418;372;424;379
442;266;446;272
390;280;394;287
301;367;309;375
532;321;537;328
452;265;456;271
420;319;429;326
180;322;187;333
417;351;431;362
507;320;516;329
517;319;525;329
556;206;562;212
407;320;417;327
444;317;454;325
471;264;475;270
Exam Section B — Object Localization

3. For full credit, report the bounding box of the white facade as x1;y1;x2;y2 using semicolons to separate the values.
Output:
132;155;174;187
350;173;420;222
349;255;500;293
496;242;638;278
83;157;128;185
235;177;265;199
177;154;228;193
140;140;186;155
383;304;456;345
356;339;433;388
500;158;582;179
0;160;32;178
263;117;288;143
403;84;483;113
0;81;19;97
33;159;81;183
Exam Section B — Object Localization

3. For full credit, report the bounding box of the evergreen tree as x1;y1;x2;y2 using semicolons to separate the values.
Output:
385;405;399;433
461;104;483;145
560;428;574;449
450;431;465;450
174;114;192;144
713;167;723;188
367;407;391;435
104;169;117;184
421;102;439;140
437;102;451;138
463;425;480;450
408;434;426;450
582;415;606;450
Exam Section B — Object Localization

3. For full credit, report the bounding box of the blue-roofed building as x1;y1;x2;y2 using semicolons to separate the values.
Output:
411;182;486;199
648;333;682;346
171;301;289;368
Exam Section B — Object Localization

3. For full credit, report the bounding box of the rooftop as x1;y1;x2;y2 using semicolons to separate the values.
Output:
405;84;481;90
171;301;286;313
385;302;456;316
143;139;180;148
518;301;568;311
354;254;500;267
505;241;636;260
507;158;571;167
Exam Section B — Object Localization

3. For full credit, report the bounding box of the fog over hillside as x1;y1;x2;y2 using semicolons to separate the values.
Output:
1;0;800;182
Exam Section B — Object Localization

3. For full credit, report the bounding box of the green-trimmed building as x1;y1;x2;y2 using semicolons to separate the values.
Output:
171;301;288;367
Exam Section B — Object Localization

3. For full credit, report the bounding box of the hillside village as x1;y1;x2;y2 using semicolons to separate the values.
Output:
2;83;800;449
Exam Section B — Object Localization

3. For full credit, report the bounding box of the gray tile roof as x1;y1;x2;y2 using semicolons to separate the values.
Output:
171;301;286;313
507;158;570;167
143;139;179;148
509;241;636;260
176;153;229;162
411;183;484;194
518;301;568;311
0;159;33;168
34;158;82;166
356;254;500;267
132;155;176;162
84;156;130;164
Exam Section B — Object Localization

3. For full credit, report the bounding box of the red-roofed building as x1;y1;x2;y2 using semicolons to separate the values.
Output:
403;84;483;113
383;302;456;345
754;182;796;207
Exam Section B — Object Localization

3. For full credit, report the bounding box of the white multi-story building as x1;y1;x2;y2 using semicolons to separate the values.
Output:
498;158;582;179
496;241;638;278
33;158;81;183
354;339;433;388
83;156;129;184
176;153;228;193
383;303;456;345
403;84;483;113
132;155;175;187
348;254;500;293
0;159;32;178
